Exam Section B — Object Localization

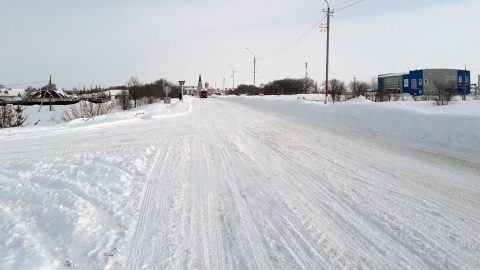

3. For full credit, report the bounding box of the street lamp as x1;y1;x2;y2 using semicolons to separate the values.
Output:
246;47;257;96
229;64;235;92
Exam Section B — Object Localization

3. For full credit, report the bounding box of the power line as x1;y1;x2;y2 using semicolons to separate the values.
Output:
335;0;365;12
3;80;49;87
236;63;252;73
332;0;356;8
256;0;365;61
258;15;327;60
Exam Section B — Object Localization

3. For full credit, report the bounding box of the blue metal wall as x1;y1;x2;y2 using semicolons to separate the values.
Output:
457;70;471;95
408;70;423;95
378;77;385;90
379;69;471;96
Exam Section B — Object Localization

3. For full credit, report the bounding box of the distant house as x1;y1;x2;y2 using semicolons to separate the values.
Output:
0;89;16;101
0;88;24;102
183;86;197;95
13;93;23;101
107;89;127;96
104;89;128;100
378;69;471;96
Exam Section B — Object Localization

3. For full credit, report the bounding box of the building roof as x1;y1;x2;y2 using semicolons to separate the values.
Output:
0;88;24;97
106;89;126;96
30;90;69;99
378;73;408;78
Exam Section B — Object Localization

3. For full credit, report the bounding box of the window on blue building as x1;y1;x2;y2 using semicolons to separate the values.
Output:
411;79;417;89
419;79;423;86
459;76;463;83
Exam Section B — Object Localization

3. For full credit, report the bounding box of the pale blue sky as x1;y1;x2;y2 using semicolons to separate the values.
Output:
1;0;479;89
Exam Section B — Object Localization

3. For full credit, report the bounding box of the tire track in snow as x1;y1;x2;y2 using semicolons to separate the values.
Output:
244;111;480;269
214;143;263;270
156;136;191;269
215;99;347;269
223;130;341;269
213;98;480;269
125;139;178;270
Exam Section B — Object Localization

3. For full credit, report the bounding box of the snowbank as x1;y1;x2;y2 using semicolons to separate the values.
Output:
224;95;480;160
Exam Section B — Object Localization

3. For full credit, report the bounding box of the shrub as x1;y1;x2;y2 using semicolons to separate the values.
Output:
53;101;114;123
0;104;27;128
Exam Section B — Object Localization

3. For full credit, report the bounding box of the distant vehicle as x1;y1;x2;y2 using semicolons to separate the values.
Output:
200;90;208;98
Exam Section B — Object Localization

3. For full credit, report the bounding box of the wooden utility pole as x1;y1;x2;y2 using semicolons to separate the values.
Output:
38;75;52;112
323;1;333;104
49;75;52;111
463;65;467;101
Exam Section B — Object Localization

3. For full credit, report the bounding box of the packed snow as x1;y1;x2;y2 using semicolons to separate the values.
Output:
1;95;479;269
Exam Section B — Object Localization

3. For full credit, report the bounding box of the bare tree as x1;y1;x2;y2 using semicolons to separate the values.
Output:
40;83;57;91
322;79;346;104
118;89;131;110
367;78;378;101
126;76;143;108
302;78;315;94
432;80;455;106
23;86;36;99
348;79;369;99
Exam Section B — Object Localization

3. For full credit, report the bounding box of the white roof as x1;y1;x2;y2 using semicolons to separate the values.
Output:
107;89;127;96
0;88;24;97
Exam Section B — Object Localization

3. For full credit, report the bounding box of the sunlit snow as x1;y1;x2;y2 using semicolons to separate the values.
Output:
1;95;479;269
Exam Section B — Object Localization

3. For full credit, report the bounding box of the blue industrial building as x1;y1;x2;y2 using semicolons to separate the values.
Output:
378;69;471;96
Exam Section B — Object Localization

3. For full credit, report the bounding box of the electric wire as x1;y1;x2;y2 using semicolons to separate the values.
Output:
231;0;366;77
254;0;365;61
3;80;49;87
237;64;251;73
258;15;327;60
331;0;356;8
335;0;365;12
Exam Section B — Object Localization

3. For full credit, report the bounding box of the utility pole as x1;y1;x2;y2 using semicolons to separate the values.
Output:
464;65;467;101
178;81;185;103
353;75;356;97
246;47;257;96
229;64;235;93
220;74;225;93
38;75;51;112
48;75;53;111
305;62;308;94
322;1;333;104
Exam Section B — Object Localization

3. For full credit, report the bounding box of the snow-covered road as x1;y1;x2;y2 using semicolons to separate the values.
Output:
1;97;479;269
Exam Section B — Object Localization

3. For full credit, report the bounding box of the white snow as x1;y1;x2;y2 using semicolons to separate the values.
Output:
1;95;479;269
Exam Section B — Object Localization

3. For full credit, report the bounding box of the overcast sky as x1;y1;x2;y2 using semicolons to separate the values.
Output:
1;0;479;90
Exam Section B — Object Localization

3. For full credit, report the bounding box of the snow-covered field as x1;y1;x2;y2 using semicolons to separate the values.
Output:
1;95;479;269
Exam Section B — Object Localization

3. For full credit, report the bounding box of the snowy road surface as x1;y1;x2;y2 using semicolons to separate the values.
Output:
1;97;479;269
